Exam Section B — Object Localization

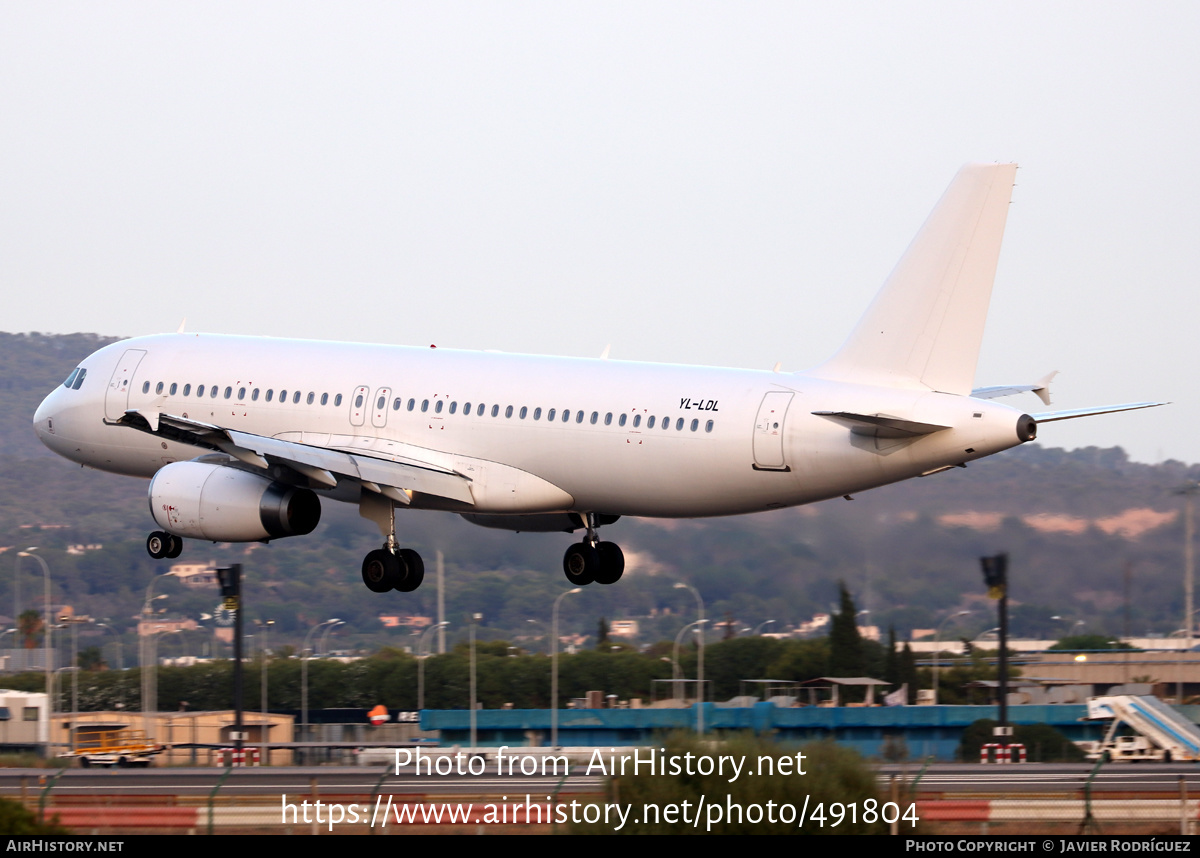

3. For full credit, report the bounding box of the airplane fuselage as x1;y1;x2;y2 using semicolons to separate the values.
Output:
34;332;1031;521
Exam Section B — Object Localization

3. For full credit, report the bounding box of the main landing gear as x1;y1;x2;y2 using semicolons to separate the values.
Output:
358;491;425;594
146;531;183;560
562;513;624;586
361;545;425;593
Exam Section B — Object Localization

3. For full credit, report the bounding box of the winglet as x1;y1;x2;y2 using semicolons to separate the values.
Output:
176;318;187;334
810;163;1018;394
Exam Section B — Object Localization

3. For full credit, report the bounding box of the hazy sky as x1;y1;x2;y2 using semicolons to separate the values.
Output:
2;3;1196;463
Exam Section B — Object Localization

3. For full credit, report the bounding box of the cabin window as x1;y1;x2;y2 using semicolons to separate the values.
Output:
407;399;415;411
354;394;364;408
533;407;542;420
377;396;385;410
618;414;626;427
633;414;641;428
648;416;656;429
307;392;315;405
197;385;206;397
705;420;714;433
519;406;527;419
690;419;698;431
334;394;343;406
156;382;164;394
463;401;472;414
421;399;429;412
292;391;301;404
449;401;458;414
210;386;219;399
265;389;273;402
491;404;499;417
183;384;191;396
221;386;229;399
546;408;555;421
140;380;149;393
393;397;401;411
605;412;613;425
505;405;513;418
435;400;444;413
239;387;247;400
321;393;329;406
676;418;684;431
477;403;485;416
589;412;598;425
169;383;178;396
251;388;259;401
576;411;584;424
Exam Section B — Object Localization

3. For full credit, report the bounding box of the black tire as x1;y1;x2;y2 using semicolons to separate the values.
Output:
146;532;169;560
395;549;425;592
79;757;90;768
562;543;597;586
1164;750;1173;763
361;548;399;593
164;535;183;559
593;542;625;585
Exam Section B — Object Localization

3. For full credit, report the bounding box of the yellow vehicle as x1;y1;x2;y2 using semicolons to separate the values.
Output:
61;728;163;768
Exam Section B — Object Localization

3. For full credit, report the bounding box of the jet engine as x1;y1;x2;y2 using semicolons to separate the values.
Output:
148;461;321;542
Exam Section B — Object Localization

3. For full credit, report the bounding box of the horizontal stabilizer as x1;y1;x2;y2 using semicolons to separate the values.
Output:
813;410;951;439
973;370;1058;406
1033;402;1167;423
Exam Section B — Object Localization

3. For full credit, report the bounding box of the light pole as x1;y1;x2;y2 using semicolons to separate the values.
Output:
254;619;273;765
673;620;708;708
551;588;581;749
1175;482;1199;703
469;613;482;751
417;622;449;710
17;551;51;739
752;620;776;636
301;619;340;749
319;620;343;657
674;582;706;733
932;610;970;705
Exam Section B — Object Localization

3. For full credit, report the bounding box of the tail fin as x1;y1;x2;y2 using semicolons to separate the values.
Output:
810;163;1018;394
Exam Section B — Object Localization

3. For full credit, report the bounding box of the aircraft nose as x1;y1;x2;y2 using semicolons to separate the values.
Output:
33;388;66;449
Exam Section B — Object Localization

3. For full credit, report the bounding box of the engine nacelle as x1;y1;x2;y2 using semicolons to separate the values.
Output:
149;461;321;542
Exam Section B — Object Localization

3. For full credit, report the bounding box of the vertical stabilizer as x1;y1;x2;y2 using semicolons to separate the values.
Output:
811;163;1017;394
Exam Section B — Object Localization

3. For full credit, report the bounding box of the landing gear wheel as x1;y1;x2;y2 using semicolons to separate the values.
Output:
593;542;625;585
395;549;425;592
164;535;183;559
563;543;598;586
146;531;170;560
362;548;400;593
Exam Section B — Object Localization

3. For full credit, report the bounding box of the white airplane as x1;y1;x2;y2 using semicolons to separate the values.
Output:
32;164;1161;595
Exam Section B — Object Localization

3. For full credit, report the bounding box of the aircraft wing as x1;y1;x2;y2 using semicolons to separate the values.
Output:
1032;402;1167;423
114;410;475;505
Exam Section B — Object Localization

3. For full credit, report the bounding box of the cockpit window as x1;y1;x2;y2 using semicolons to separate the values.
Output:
63;367;87;390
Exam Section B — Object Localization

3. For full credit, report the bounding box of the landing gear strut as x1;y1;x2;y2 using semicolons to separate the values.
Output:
146;531;183;560
562;514;624;586
358;491;425;594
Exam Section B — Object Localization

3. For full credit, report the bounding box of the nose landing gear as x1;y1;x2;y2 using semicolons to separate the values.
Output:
562;514;624;586
146;531;183;560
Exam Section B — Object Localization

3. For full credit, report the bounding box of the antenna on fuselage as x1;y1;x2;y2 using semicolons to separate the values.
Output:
176;318;187;333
